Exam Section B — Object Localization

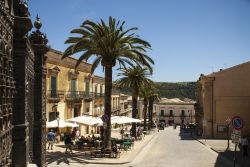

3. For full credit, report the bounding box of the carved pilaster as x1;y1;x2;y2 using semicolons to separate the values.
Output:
29;15;49;167
12;0;33;166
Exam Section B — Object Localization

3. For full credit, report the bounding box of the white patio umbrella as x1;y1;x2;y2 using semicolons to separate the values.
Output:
83;117;103;126
46;120;79;128
67;115;103;126
111;116;142;124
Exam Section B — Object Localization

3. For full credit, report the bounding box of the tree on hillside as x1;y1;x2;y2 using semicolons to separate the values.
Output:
62;17;153;149
115;66;154;137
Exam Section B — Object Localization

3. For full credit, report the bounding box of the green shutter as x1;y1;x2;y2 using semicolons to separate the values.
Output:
51;76;57;97
71;79;76;97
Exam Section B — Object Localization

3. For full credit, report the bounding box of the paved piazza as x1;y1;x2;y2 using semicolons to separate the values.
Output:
47;127;230;167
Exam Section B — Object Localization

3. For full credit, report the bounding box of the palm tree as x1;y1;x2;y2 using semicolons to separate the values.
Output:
139;86;153;131
115;66;154;137
148;88;160;130
62;17;153;149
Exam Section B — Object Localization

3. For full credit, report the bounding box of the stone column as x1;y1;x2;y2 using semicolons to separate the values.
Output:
29;15;49;167
12;0;33;166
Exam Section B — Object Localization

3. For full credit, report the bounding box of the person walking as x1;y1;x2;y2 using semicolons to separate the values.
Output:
64;134;73;154
241;136;249;157
47;130;56;150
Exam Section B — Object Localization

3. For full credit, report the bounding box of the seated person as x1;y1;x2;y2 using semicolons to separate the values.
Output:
112;143;118;153
92;134;96;140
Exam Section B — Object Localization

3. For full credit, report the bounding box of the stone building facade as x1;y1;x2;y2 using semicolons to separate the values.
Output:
196;61;250;138
45;49;105;134
154;98;195;125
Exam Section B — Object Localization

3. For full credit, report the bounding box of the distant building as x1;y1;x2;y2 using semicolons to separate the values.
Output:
196;61;250;138
154;98;195;125
111;88;133;117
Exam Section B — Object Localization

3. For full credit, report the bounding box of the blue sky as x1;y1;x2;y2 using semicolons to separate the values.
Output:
29;0;250;82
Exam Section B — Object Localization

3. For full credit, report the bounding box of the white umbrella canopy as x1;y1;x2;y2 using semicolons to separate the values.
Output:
84;117;103;126
67;115;103;126
46;120;79;128
111;116;142;124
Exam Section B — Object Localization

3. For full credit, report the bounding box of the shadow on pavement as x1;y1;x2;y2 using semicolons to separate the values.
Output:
46;151;87;166
214;148;250;167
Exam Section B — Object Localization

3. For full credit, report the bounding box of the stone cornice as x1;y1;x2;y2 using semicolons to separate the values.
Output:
46;49;92;73
93;76;104;84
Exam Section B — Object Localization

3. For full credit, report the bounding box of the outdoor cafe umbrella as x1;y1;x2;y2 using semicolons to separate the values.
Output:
67;115;103;126
111;116;142;124
46;120;79;128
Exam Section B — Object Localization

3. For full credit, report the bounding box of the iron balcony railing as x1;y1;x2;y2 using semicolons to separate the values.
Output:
94;92;105;98
47;90;65;99
47;90;94;102
159;114;174;117
180;114;186;117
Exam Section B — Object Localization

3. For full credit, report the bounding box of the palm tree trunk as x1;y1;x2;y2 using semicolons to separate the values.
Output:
132;89;138;138
104;66;112;149
148;97;153;130
143;98;148;131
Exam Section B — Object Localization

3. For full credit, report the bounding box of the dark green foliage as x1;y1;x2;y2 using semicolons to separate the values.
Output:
155;82;196;100
120;82;196;100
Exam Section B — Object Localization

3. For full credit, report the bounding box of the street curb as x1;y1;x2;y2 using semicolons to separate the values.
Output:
192;136;242;167
83;131;158;165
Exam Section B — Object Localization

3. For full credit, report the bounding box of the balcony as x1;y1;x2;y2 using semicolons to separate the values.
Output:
111;106;121;114
84;91;94;102
94;93;105;99
47;90;64;103
65;91;84;102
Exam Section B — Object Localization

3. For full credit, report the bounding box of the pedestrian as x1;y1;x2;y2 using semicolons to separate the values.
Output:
71;127;76;140
75;128;80;140
47;129;56;150
64;134;73;154
241;136;248;157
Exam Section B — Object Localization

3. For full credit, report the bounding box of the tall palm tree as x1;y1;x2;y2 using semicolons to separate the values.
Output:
139;85;154;131
62;17;153;149
148;88;160;130
115;66;154;137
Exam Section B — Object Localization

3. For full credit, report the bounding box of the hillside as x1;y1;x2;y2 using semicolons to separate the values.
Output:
119;82;196;100
155;82;196;100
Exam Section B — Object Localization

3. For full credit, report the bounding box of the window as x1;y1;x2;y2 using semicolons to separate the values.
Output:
86;107;90;113
95;85;98;96
100;85;103;95
51;76;57;97
181;110;185;116
49;112;59;121
161;110;164;116
85;79;90;98
169;110;173;116
71;79;76;97
74;106;80;117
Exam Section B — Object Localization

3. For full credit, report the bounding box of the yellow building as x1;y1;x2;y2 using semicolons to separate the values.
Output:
196;61;250;138
45;49;105;134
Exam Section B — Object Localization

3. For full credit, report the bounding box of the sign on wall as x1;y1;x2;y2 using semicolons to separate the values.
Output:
232;116;243;130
